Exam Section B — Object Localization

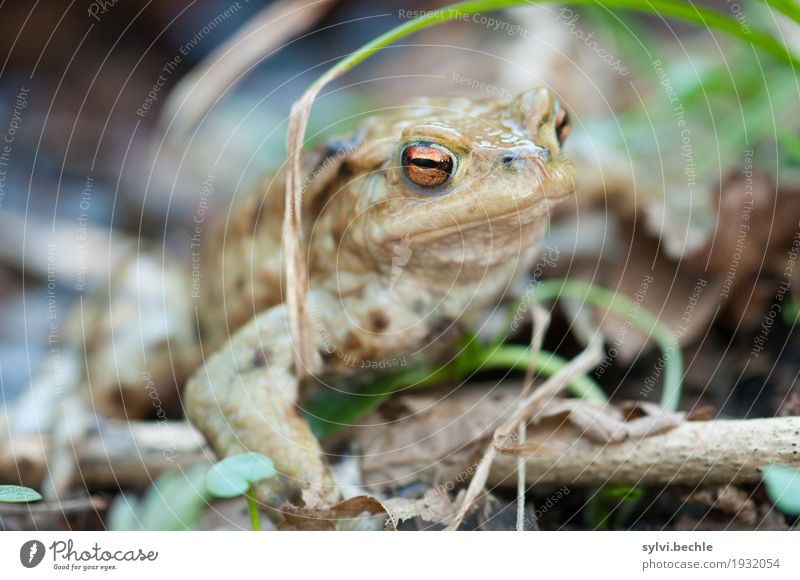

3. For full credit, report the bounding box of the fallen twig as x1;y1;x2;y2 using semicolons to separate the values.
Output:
0;421;210;491
0;496;107;517
489;415;800;488
3;416;798;499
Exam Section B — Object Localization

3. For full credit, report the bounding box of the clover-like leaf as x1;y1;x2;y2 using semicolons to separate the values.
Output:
206;453;277;499
0;485;43;503
763;465;800;516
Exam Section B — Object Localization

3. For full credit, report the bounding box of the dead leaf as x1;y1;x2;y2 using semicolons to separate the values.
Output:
352;385;517;492
685;485;758;525
685;170;786;279
380;489;465;529
279;487;387;531
353;381;683;493
278;485;463;530
674;503;790;531
513;399;685;448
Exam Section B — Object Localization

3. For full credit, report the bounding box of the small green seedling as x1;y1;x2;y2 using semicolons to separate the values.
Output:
0;485;42;503
783;298;799;326
206;452;276;531
586;484;643;530
762;465;800;519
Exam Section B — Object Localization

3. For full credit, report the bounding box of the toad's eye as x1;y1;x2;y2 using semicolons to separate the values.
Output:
554;108;570;147
401;143;455;187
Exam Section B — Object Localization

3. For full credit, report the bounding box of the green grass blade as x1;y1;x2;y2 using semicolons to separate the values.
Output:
313;0;797;90
529;279;683;411
305;345;605;439
764;0;800;25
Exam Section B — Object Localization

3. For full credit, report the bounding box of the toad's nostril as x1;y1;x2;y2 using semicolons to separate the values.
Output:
500;154;516;165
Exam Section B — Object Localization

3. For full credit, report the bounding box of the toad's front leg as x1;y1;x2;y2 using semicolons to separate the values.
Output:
184;303;338;511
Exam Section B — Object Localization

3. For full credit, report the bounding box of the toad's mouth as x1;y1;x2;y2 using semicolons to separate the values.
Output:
383;189;568;245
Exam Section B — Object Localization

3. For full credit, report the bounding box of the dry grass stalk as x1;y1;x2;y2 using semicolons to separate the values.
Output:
517;304;550;531
447;329;605;530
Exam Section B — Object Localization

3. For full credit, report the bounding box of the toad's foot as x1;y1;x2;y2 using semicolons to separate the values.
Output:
184;304;338;515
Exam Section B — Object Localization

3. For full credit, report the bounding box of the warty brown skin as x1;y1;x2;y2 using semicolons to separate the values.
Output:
185;87;575;513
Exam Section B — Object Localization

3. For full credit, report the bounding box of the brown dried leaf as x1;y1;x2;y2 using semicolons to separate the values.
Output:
380;489;464;529
511;399;685;449
673;504;790;531
683;170;800;332
279;487;387;531
685;170;789;279
353;385;517;491
685;485;758;525
279;488;464;531
354;382;684;495
278;485;463;530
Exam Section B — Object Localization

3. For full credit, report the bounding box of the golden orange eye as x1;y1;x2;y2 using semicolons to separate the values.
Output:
402;143;455;188
555;108;570;146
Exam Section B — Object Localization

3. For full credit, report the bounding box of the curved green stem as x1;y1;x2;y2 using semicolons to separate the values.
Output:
305;345;605;439
313;0;798;90
480;345;607;404
246;489;260;531
764;0;800;25
396;345;605;402
529;279;682;412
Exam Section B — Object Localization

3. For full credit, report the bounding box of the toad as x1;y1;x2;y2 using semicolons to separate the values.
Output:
184;87;574;511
